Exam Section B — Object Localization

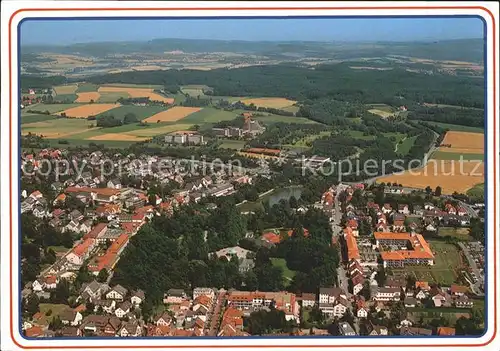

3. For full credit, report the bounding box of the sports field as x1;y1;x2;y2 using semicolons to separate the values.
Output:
56;103;120;118
143;107;202;123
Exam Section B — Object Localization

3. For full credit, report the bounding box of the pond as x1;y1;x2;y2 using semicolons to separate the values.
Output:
266;186;303;206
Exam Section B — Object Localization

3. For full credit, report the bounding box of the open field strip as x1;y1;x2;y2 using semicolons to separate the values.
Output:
99;83;164;89
239;97;297;109
53;84;78;95
368;108;394;118
96;105;167;120
56;103;120;118
21;114;58;124
253;114;320;124
125;124;194;137
98;86;174;104
97;92;130;103
25;103;80;114
143;107;202;123
180;107;238;123
87;133;149;141
76;83;99;92
377;160;484;195
21;119;97;139
426;122;484;133
76;92;101;103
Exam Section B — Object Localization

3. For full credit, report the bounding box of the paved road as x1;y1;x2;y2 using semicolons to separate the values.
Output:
458;242;484;296
208;289;227;336
334;184;351;296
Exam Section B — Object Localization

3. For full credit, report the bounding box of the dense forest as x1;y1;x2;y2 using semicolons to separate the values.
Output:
408;106;485;128
46;63;484;108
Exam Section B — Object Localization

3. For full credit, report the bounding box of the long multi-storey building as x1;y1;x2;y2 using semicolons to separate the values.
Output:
226;290;300;322
374;232;434;268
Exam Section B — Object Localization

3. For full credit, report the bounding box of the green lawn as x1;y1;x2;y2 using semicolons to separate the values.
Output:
271;258;296;283
431;151;484;161
39;303;72;323
54;94;78;103
181;108;239;123
368;103;394;112
347;130;376;140
25;103;81;114
397;135;418;155
98;92;130;103
466;183;485;200
426;122;484;133
181;88;205;97
76;83;99;92
96;105;166;121
394;240;463;285
22;118;95;137
253;114;320;124
219;139;247;150
21;114;58;124
438;227;471;241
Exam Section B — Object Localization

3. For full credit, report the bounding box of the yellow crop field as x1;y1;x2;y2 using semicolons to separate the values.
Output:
87;133;149;141
57;104;120;118
76;92;101;103
98;86;174;104
125;124;194;137
239;97;297;109
377;160;484;194
142;107;202;123
440;131;484;152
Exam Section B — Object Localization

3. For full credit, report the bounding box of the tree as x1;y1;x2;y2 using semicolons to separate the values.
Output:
434;186;442;197
375;267;387;287
24;293;40;317
52;279;70;304
97;269;109;283
123;113;138;125
425;186;432;195
49;316;63;331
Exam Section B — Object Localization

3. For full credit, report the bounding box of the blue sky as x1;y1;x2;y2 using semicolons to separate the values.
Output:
20;17;484;45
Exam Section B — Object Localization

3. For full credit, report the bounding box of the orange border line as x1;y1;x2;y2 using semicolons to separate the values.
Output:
8;5;497;350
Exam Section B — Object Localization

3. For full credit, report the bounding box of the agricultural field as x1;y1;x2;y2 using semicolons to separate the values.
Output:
101;83;163;89
284;131;331;148
54;94;78;103
25;103;80;114
96;105;167;121
97;92;130;103
98;86;174;104
377;160;484;194
431;151;484;161
253;114;320;124
21;114;57;124
143;107;202;123
56;103;121;118
438;227;471;241
76;83;99;92
466;183;485;200
21;118;96;139
180;85;208;97
439;131;484;153
76;92;101;103
426;122;484;133
239;97;297;109
180;108;238;123
423;103;484;110
53;84;77;95
86;123;194;141
347;130;376;140
367;103;395;118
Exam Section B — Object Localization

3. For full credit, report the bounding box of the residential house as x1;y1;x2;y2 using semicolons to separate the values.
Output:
130;290;145;307
398;204;410;215
382;204;393;214
367;322;389;336
79;281;109;303
94;300;116;314
107;179;122;189
319;287;347;305
193;287;216;301
66;238;96;267
450;285;468;296
118;321;142;337
437;327;456;336
163;289;188;304
432;291;452;307
298;293;316;308
154;312;173;327
106;285;128;302
400;326;433;336
60;310;83;326
115;301;132;318
455;295;474;308
373;287;401;301
413;205;424;216
404;297;418;308
357;305;369;318
338;322;357;336
60;326;82;337
352;272;365;295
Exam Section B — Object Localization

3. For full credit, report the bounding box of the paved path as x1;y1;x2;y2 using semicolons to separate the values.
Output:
457;242;484;296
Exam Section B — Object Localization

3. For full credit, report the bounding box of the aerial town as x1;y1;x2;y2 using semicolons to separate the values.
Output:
17;17;486;340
